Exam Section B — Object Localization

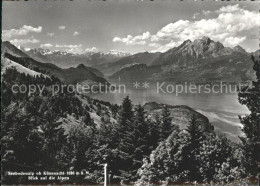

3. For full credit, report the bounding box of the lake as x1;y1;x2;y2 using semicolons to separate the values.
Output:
89;82;250;142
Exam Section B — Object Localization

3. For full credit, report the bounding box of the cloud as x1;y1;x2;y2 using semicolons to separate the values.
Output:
224;36;246;46
47;33;54;37
58;26;66;30
217;4;241;13
40;43;53;48
202;10;211;15
85;47;99;53
73;31;80;36
150;41;183;53
113;31;150;45
10;38;40;45
113;4;259;52
149;43;160;48
192;13;199;19
192;10;211;19
2;25;42;39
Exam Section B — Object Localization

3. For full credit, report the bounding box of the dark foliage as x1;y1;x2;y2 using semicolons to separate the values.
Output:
1;56;259;185
238;56;260;177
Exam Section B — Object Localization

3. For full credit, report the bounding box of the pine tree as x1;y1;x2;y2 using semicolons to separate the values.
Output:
148;113;160;150
131;105;150;180
134;105;150;156
186;115;204;149
82;108;94;127
94;111;119;183
116;96;135;183
185;114;205;182
117;96;134;134
199;133;240;182
3;114;42;167
160;106;172;141
40;111;67;169
111;104;119;119
59;124;95;171
238;56;260;177
137;129;188;184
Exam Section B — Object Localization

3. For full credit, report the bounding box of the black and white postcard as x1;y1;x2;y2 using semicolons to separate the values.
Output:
1;0;260;185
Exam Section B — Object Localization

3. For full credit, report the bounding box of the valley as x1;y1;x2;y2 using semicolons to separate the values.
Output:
1;37;255;142
2;1;259;184
13;37;257;83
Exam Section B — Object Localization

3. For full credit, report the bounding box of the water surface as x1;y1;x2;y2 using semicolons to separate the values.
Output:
89;83;249;142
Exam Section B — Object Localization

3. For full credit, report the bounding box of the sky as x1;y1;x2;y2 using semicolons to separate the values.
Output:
2;0;259;54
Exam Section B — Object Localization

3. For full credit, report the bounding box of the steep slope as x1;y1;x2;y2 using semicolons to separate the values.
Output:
1;56;46;77
2;41;29;58
2;42;108;85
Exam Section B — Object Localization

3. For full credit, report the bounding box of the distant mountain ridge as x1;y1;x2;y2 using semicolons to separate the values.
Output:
3;37;257;83
2;41;109;85
110;37;256;83
109;63;162;81
95;52;161;76
151;37;248;66
24;47;131;68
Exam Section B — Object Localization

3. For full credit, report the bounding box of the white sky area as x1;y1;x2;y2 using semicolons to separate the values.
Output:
2;1;259;54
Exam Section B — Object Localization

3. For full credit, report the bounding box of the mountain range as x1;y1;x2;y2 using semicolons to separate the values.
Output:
1;41;108;85
25;48;130;68
109;37;257;83
94;52;161;76
2;37;258;84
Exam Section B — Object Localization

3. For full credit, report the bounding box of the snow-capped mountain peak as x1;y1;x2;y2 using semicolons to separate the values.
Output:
29;48;54;55
106;50;131;57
